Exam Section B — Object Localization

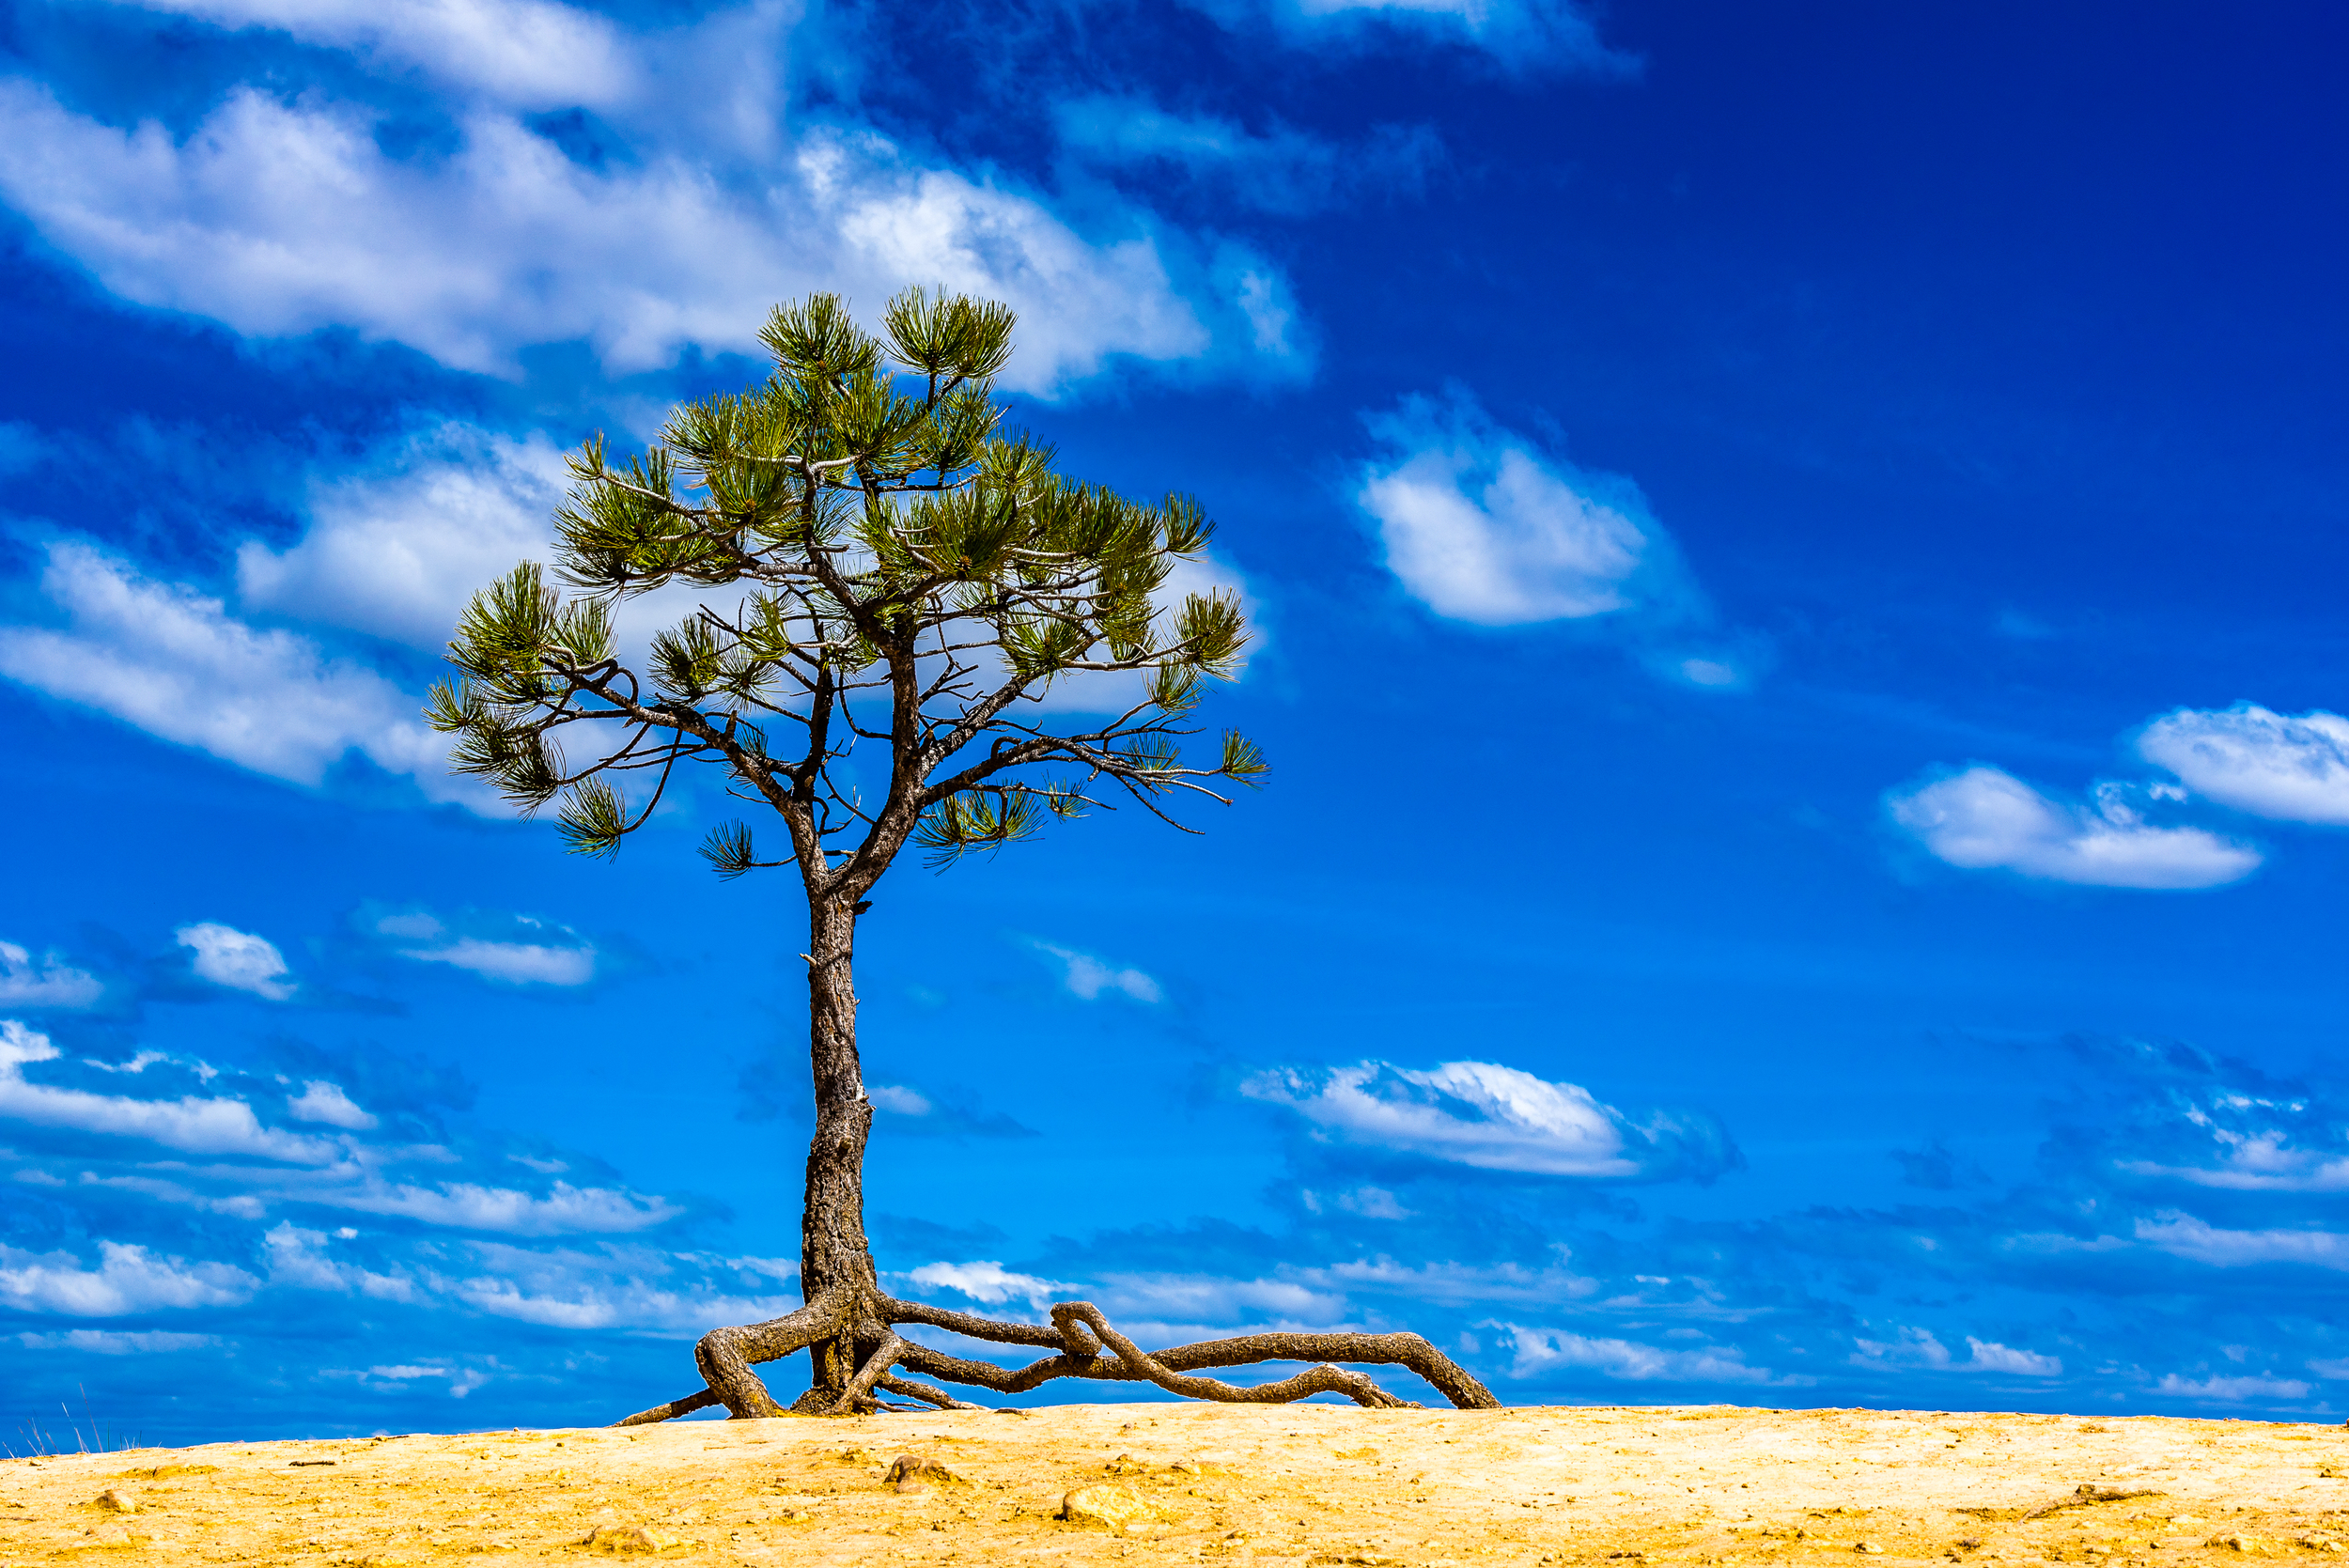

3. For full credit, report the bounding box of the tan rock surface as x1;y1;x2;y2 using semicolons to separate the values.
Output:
1;1403;2343;1565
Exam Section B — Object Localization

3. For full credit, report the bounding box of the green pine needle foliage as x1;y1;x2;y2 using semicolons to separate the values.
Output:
429;290;1265;892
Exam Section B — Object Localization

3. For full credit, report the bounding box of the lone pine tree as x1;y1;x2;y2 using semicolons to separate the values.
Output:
431;290;1500;1418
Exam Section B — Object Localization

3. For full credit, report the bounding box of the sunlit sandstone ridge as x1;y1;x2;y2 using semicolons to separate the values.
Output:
3;1403;2343;1565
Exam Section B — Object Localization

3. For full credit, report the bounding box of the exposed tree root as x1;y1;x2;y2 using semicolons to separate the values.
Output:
612;1288;1501;1425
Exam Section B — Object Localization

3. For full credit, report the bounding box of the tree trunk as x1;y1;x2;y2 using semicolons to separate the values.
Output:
797;891;879;1405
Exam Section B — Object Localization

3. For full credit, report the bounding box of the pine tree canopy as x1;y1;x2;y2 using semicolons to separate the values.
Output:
428;289;1267;890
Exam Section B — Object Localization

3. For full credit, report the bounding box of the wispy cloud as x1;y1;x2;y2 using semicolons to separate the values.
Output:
1033;941;1161;1002
373;909;597;986
1191;0;1635;74
1851;1326;2061;1375
0;1020;339;1162
2135;1211;2349;1270
1497;1324;1797;1385
1887;765;2260;889
1242;1058;1737;1179
1056;97;1441;216
0;940;102;1008
16;1327;222;1353
2139;705;2349;825
238;427;567;651
0;542;458;794
2153;1372;2312;1402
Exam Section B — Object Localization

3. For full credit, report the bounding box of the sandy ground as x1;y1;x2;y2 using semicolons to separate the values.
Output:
4;1402;2346;1566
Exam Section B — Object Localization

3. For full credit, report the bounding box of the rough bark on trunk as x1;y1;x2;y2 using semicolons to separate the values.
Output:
796;893;880;1409
634;892;1509;1426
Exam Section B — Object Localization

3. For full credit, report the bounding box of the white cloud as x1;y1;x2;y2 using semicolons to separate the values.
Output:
0;1239;257;1316
1357;392;1697;629
1094;1271;1348;1327
1962;1338;2063;1376
398;936;596;986
1887;765;2261;889
238;427;568;651
1199;0;1632;71
1242;1059;1713;1177
286;1080;377;1130
0;941;102;1008
452;1242;798;1333
287;1176;678;1235
2139;705;2349;825
868;1084;933;1116
907;1260;1069;1312
2119;1125;2349;1192
1033;941;1161;1002
176;921;295;1000
1499;1325;1789;1385
2135;1211;2349;1270
1301;1255;1599;1307
2154;1373;2311;1402
0;1019;340;1163
110;0;637;109
0;541;460;793
1056;97;1441;217
0;15;1285;391
1852;1327;2061;1376
262;1221;418;1301
15;1327;221;1353
1336;1186;1410;1219
353;1361;491;1398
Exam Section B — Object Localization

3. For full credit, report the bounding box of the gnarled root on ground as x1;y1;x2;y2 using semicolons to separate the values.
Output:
612;1291;1500;1424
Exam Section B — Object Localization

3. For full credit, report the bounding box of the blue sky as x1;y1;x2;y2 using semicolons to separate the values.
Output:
3;0;2349;1442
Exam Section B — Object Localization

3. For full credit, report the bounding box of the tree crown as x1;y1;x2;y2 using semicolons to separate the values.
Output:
429;289;1265;895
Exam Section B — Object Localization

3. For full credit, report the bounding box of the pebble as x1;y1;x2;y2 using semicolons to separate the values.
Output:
1061;1483;1153;1534
585;1523;679;1553
885;1454;963;1494
92;1489;137;1513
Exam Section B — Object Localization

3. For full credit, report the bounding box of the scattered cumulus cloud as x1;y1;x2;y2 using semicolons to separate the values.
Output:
176;922;296;1000
2134;1212;2349;1270
444;1242;796;1334
1033;941;1161;1002
907;1260;1068;1312
0;940;102;1008
2153;1372;2312;1402
1242;1059;1736;1180
286;1080;377;1130
1357;392;1699;629
375;910;597;986
0;1019;340;1162
0;1239;257;1316
868;1084;933;1116
1851;1326;2061;1375
264;1223;418;1302
1886;765;2260;889
0;0;1295;389
2139;705;2349;825
1498;1324;1792;1385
